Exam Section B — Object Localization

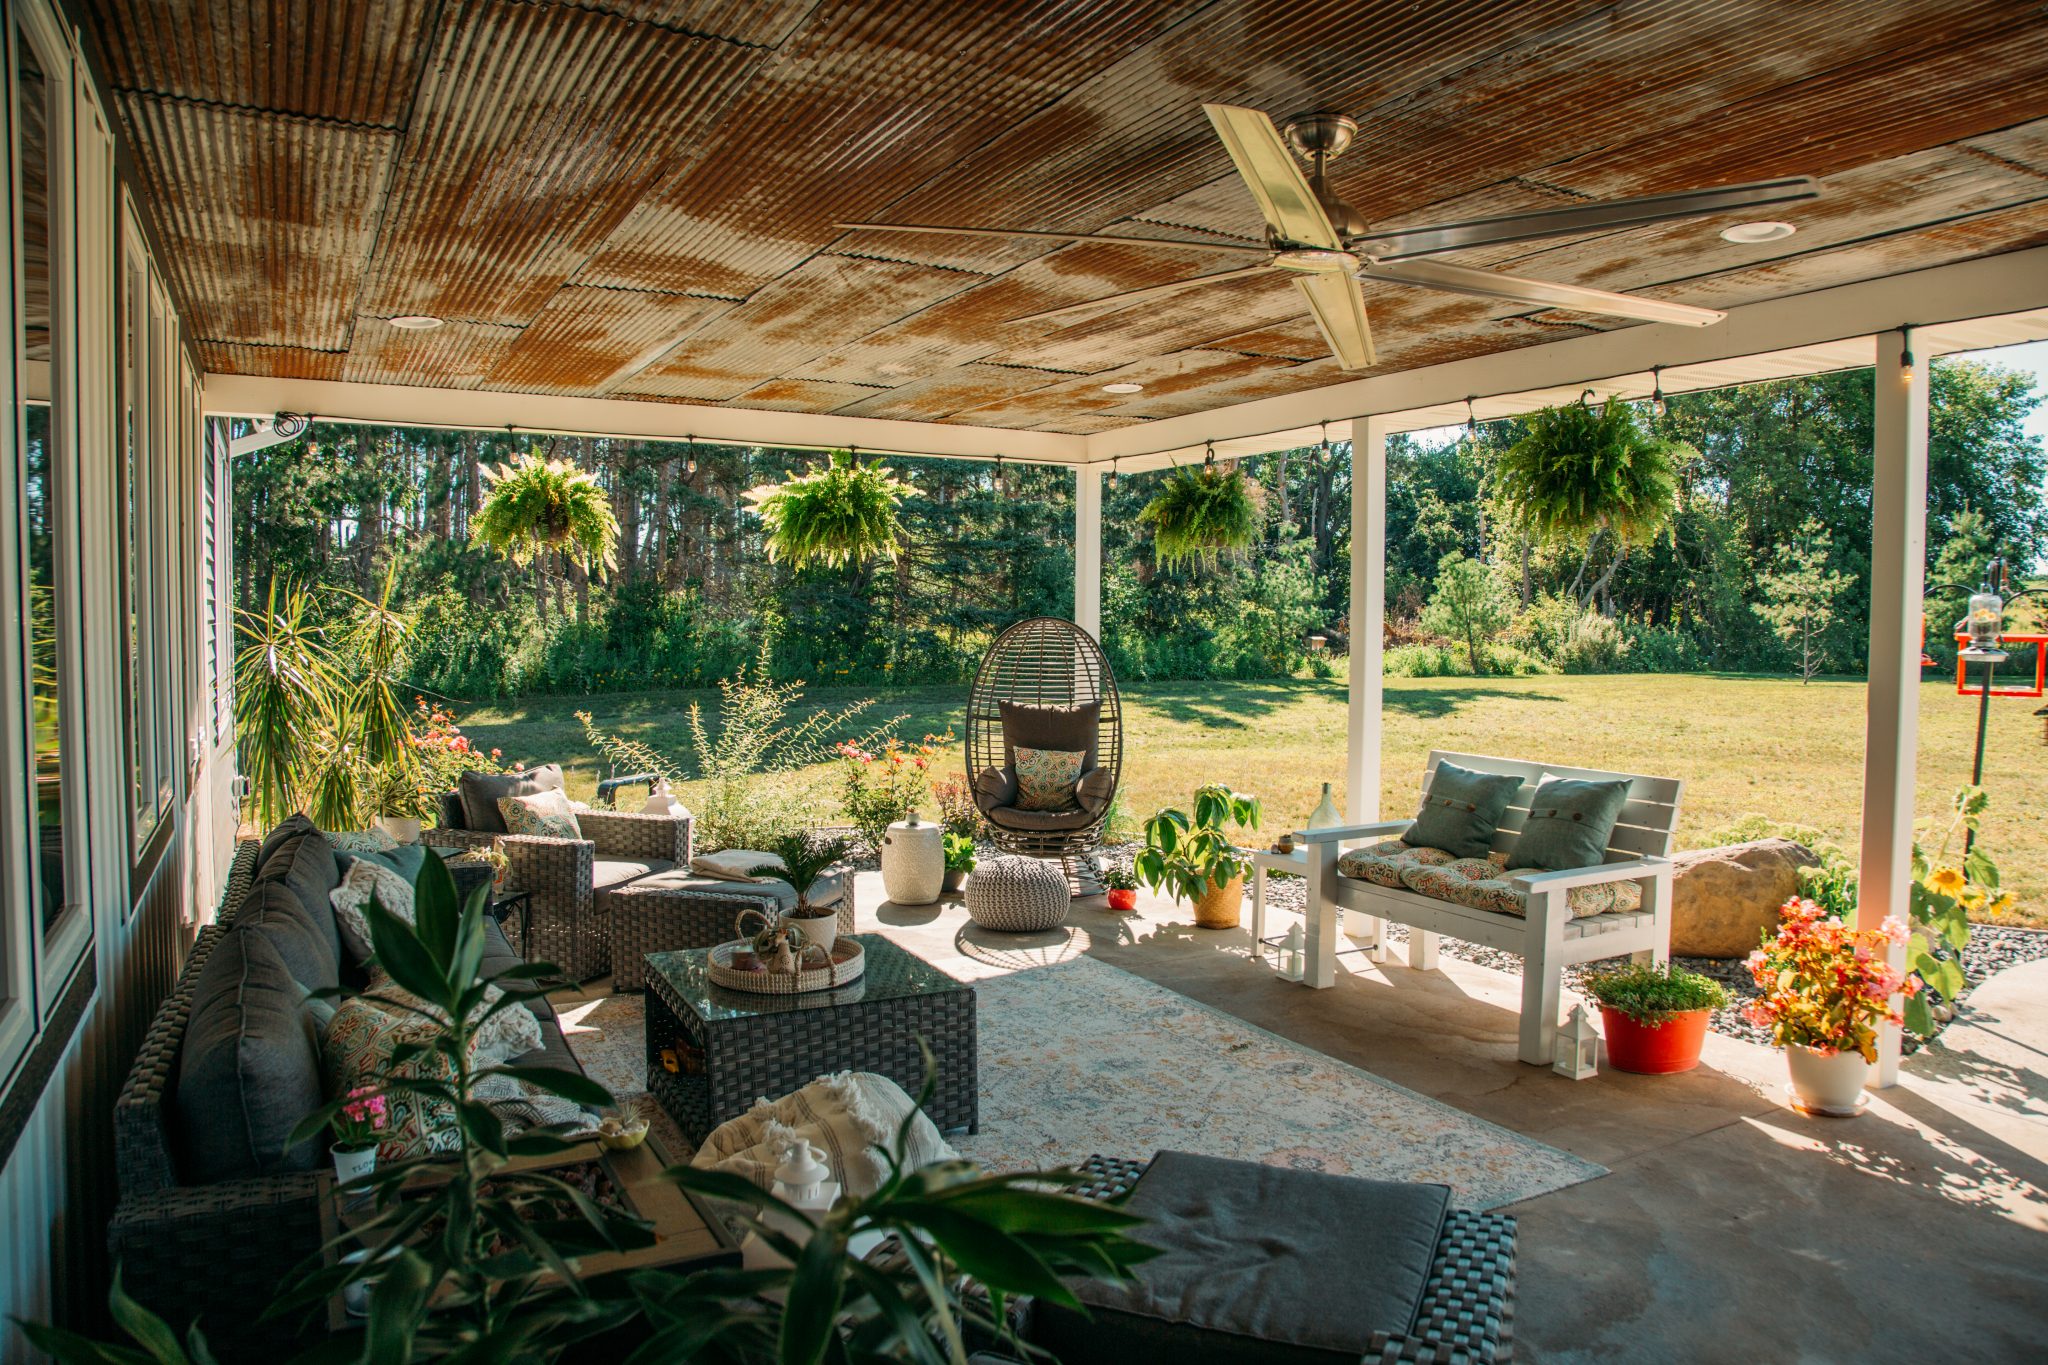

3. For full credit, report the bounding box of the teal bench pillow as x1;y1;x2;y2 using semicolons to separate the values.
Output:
1513;775;1633;871
335;843;429;885
1406;761;1524;860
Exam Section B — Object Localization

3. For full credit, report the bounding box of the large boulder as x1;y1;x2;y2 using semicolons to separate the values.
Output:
1669;838;1820;958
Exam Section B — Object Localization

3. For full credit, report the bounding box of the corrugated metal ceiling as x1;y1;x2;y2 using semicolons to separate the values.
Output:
86;0;2048;434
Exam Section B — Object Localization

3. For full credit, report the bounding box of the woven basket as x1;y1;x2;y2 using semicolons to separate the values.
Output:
707;937;867;994
965;856;1070;932
1193;874;1245;929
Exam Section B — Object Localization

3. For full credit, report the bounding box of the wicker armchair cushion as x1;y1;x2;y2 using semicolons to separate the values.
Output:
983;805;1093;833
457;764;565;834
176;925;326;1184
243;881;343;993
1075;767;1115;816
997;699;1100;771
975;765;1018;809
593;857;675;892
1033;1151;1450;1365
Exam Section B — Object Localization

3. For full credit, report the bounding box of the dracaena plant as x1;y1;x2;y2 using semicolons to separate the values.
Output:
1134;784;1263;903
234;575;342;830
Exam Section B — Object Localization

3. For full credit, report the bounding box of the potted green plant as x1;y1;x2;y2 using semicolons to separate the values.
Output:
1138;462;1260;571
745;449;912;570
1745;897;1917;1114
747;830;857;958
1104;863;1139;912
942;831;977;893
1134;785;1262;929
1581;961;1731;1074
473;449;621;574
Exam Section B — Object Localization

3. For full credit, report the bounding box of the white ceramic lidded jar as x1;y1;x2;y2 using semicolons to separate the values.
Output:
880;809;946;905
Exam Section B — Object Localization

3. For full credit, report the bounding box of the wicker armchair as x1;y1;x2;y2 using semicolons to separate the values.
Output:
966;618;1123;894
427;799;691;982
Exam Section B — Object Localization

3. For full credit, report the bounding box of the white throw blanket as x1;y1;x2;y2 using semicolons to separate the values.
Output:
691;848;786;883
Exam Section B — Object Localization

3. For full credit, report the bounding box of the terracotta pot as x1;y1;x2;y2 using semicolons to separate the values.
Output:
1599;1005;1711;1075
1192;874;1245;929
1107;887;1138;912
1787;1044;1869;1114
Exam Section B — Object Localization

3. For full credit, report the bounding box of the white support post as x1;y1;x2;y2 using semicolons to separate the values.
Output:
1860;330;1927;1089
1074;465;1103;640
1346;417;1388;822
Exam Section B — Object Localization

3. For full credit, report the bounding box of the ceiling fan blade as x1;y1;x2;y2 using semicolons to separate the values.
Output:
1294;271;1375;370
835;221;1268;255
1359;176;1820;261
1359;257;1725;327
1201;103;1341;250
1007;265;1276;325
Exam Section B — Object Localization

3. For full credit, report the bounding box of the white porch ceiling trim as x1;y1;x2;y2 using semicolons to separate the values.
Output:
202;246;2048;471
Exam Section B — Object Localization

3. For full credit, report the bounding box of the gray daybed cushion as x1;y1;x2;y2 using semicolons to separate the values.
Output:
984;805;1094;833
1033;1151;1450;1365
457;764;565;835
176;925;326;1183
1406;760;1524;860
242;881;342;993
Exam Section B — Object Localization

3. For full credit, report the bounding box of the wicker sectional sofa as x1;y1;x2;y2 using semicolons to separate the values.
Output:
108;819;588;1358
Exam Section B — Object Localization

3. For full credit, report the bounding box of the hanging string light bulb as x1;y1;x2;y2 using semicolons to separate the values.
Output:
1107;457;1118;490
685;434;698;477
1465;397;1478;438
1318;420;1332;467
1204;439;1217;469
993;454;1005;495
1649;367;1667;418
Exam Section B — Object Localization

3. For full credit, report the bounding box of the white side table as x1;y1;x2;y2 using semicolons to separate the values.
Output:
1241;844;1385;979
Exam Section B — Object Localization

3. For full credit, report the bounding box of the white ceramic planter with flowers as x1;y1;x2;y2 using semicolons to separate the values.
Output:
1743;896;1918;1116
331;1085;389;1183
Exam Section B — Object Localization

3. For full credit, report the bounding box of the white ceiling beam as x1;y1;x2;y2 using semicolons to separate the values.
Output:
199;374;1087;465
1082;245;2048;471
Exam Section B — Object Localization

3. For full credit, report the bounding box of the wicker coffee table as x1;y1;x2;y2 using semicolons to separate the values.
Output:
644;934;977;1143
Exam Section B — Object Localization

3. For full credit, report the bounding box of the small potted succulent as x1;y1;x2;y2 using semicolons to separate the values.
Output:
941;832;977;893
329;1085;388;1183
1104;864;1139;912
1581;961;1731;1074
1745;897;1917;1114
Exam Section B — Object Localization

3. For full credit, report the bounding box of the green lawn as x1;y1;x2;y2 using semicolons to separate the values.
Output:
460;673;2047;927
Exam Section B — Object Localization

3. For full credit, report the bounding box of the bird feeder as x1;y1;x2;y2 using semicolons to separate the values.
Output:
1958;588;2007;663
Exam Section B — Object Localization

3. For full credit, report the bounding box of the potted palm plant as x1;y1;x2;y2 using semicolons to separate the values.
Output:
1581;961;1730;1074
1135;785;1262;929
749;830;857;958
1138;462;1259;571
745;449;911;570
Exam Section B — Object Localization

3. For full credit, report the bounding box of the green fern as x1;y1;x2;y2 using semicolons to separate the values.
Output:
1492;400;1690;547
473;450;620;577
744;450;909;571
1138;464;1260;571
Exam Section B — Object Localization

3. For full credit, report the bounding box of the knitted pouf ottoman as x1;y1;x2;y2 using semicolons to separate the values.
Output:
965;856;1070;932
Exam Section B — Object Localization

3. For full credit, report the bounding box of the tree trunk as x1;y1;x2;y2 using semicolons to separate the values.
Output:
1519;539;1534;605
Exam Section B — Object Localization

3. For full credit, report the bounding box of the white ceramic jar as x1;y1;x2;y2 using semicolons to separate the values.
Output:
880;810;945;905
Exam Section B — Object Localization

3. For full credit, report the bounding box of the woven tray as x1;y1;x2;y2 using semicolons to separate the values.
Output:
707;937;866;994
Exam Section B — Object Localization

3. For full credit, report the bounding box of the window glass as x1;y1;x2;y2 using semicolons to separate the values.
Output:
121;250;157;852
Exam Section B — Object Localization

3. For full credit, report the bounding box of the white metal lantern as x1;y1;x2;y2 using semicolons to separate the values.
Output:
1554;1003;1599;1080
1279;922;1306;982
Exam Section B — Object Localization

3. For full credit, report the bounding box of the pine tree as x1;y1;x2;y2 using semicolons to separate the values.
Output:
1421;551;1512;675
1753;516;1854;682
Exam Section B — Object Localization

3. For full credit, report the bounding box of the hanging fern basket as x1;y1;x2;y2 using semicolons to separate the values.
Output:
1139;464;1259;572
1492;397;1689;547
745;450;911;571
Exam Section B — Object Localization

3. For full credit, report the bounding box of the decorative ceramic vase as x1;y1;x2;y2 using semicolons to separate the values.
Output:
1787;1044;1869;1114
332;1144;377;1185
641;777;689;819
374;815;422;846
787;907;838;959
1193;873;1245;929
1307;783;1342;831
1600;1006;1711;1075
881;810;945;905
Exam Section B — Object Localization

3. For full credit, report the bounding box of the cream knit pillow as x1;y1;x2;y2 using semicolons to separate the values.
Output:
689;1071;960;1196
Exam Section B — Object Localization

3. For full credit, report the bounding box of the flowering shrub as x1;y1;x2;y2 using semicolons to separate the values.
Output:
385;697;507;822
837;732;952;850
932;773;981;840
330;1085;389;1153
1744;898;1917;1062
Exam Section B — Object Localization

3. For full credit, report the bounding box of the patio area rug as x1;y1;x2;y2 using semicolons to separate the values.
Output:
558;953;1604;1210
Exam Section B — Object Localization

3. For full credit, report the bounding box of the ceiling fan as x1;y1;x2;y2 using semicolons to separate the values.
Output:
840;104;1819;370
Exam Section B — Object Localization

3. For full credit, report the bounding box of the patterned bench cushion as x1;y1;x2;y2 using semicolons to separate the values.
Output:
1338;839;1642;920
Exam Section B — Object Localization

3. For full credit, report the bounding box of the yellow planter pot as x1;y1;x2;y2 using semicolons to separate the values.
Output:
1193;874;1245;929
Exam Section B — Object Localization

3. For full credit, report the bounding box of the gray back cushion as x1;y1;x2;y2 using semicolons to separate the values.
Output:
1407;760;1524;860
1513;775;1633;871
248;819;342;967
176;924;326;1184
243;882;341;993
458;764;564;835
997;701;1100;773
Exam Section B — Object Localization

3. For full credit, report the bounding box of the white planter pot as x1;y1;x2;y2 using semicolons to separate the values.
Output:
881;812;945;905
374;815;422;846
1787;1044;1869;1114
788;911;838;959
333;1144;378;1185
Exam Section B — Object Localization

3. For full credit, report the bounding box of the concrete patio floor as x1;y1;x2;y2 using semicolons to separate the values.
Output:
843;869;2048;1364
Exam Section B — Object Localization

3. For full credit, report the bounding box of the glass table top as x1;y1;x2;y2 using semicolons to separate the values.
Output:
645;934;967;1022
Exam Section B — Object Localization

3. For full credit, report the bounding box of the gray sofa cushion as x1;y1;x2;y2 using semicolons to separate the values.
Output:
243;881;342;993
1513;775;1632;871
335;843;428;885
457;764;565;834
1407;760;1524;860
176;925;326;1184
592;856;674;893
1033;1151;1449;1365
997;699;1100;771
248;819;343;967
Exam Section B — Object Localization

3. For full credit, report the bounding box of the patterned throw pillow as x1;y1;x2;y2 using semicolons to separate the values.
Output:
329;857;419;963
1013;746;1085;811
498;788;584;840
365;970;543;1067
322;997;461;1163
325;825;400;855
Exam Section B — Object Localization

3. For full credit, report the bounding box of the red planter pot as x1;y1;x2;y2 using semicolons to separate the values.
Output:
1599;1005;1711;1075
1107;888;1138;912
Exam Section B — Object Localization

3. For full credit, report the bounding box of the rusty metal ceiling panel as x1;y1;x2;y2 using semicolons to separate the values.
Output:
84;1;438;125
731;378;893;412
356;0;767;323
987;268;1304;373
577;0;1208;297
195;342;346;380
116;94;396;348
1964;119;2048;178
485;286;737;394
831;363;1071;421
952;348;1287;427
574;1;823;48
343;319;524;388
618;254;991;401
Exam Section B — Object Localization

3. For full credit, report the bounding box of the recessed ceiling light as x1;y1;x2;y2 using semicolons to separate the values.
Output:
1102;381;1145;394
388;314;445;330
1719;220;1796;244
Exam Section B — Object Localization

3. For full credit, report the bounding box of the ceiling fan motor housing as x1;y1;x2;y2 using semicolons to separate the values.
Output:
1282;111;1368;241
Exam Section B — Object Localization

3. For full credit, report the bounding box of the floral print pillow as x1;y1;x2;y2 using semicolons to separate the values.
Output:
329;857;418;963
1013;745;1085;811
322;998;461;1163
498;787;583;840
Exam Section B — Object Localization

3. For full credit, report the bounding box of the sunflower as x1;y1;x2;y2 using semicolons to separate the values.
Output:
1923;865;1967;898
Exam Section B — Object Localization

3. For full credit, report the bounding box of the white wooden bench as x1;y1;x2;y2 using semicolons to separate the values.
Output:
1296;750;1684;1065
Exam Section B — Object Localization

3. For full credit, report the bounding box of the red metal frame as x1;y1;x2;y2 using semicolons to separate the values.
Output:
1954;633;2047;698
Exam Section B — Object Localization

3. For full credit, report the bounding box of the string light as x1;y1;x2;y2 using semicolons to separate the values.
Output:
1204;439;1216;469
684;434;698;476
1107;457;1118;489
1649;367;1666;418
993;454;1005;495
1318;420;1332;467
1901;336;1915;384
1465;397;1477;436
